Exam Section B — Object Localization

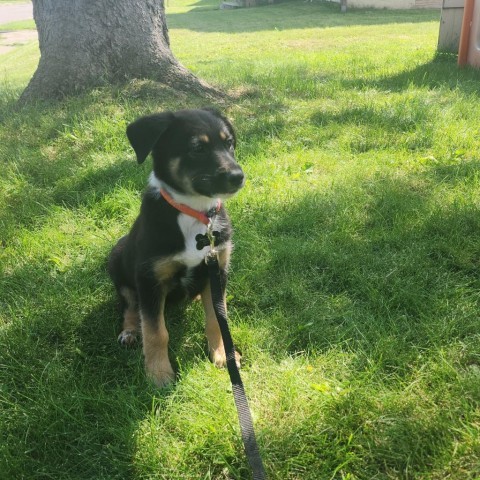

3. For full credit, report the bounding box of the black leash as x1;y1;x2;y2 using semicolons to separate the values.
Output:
206;250;266;480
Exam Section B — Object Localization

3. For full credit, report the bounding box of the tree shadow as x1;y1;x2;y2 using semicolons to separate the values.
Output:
231;165;480;371
224;161;480;477
167;1;440;33
0;257;162;478
343;53;480;97
2;159;478;477
0;80;256;244
0;243;245;477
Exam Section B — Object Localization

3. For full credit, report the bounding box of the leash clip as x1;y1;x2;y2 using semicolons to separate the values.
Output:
205;219;219;264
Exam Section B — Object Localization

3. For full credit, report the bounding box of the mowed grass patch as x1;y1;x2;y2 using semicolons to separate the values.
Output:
1;1;480;479
0;19;35;30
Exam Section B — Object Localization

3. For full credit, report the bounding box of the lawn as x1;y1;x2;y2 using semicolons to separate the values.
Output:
1;1;480;479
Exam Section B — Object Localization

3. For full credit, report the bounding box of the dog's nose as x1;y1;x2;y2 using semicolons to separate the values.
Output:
226;168;245;188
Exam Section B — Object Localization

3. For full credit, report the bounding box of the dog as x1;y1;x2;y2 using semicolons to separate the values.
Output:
108;108;245;387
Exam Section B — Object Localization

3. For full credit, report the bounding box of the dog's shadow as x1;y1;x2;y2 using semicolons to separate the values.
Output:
0;256;183;477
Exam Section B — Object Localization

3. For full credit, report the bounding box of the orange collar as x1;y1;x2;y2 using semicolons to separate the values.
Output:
160;188;221;226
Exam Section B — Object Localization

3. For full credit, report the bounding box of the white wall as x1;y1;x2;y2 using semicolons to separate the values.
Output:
347;0;441;8
349;0;414;7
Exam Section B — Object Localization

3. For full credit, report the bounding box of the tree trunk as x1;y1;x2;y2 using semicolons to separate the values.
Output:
20;0;217;102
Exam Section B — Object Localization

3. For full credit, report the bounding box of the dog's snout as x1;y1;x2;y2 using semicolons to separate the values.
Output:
226;168;245;188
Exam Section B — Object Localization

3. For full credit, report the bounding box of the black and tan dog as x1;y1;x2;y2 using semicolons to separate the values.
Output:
108;108;244;387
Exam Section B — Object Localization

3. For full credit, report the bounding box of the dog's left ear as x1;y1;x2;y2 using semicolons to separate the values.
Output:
201;107;237;147
126;112;175;164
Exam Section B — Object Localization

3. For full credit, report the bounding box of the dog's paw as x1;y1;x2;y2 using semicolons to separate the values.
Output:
118;329;138;347
211;348;241;370
146;359;175;388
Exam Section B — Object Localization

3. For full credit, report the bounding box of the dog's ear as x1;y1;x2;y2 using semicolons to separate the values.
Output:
201;107;237;148
126;112;175;164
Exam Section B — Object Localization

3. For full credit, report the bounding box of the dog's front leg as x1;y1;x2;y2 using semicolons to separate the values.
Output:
136;273;175;387
201;277;241;370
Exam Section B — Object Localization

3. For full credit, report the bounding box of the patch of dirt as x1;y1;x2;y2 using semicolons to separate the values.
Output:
0;29;37;54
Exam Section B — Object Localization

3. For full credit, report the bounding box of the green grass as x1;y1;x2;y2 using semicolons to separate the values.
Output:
1;0;480;478
0;19;35;30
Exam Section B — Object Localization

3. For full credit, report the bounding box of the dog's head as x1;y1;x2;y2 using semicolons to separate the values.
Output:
126;108;244;198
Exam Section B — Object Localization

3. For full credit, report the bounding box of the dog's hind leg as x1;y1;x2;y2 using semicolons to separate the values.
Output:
108;235;139;346
118;287;140;346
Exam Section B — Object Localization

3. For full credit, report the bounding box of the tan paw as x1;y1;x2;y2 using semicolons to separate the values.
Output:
210;347;241;370
146;359;175;388
118;329;138;347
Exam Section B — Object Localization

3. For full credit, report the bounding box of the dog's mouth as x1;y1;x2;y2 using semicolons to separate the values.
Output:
191;170;245;197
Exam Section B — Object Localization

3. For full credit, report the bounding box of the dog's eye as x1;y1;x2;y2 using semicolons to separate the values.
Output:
225;138;234;150
192;141;207;153
191;135;210;154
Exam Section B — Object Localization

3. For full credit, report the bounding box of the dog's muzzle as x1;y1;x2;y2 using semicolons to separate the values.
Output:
193;166;245;197
221;167;245;193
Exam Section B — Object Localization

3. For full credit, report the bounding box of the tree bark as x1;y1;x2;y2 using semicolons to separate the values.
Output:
20;0;217;102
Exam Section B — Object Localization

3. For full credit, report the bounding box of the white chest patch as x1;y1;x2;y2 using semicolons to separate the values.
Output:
173;214;227;268
149;175;230;268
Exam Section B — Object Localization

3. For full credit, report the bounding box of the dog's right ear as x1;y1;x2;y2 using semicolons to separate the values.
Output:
126;112;175;164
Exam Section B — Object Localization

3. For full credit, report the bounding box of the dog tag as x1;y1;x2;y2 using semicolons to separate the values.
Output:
196;232;220;250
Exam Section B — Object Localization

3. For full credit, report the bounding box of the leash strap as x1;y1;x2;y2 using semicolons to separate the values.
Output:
207;254;266;480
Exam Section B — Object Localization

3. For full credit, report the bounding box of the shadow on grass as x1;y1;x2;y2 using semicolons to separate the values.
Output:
232;167;480;368
2;60;479;477
0;257;160;478
226;163;480;478
0;251;231;477
0;252;244;478
343;53;480;97
0;81;262;244
2;160;479;478
167;1;440;33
